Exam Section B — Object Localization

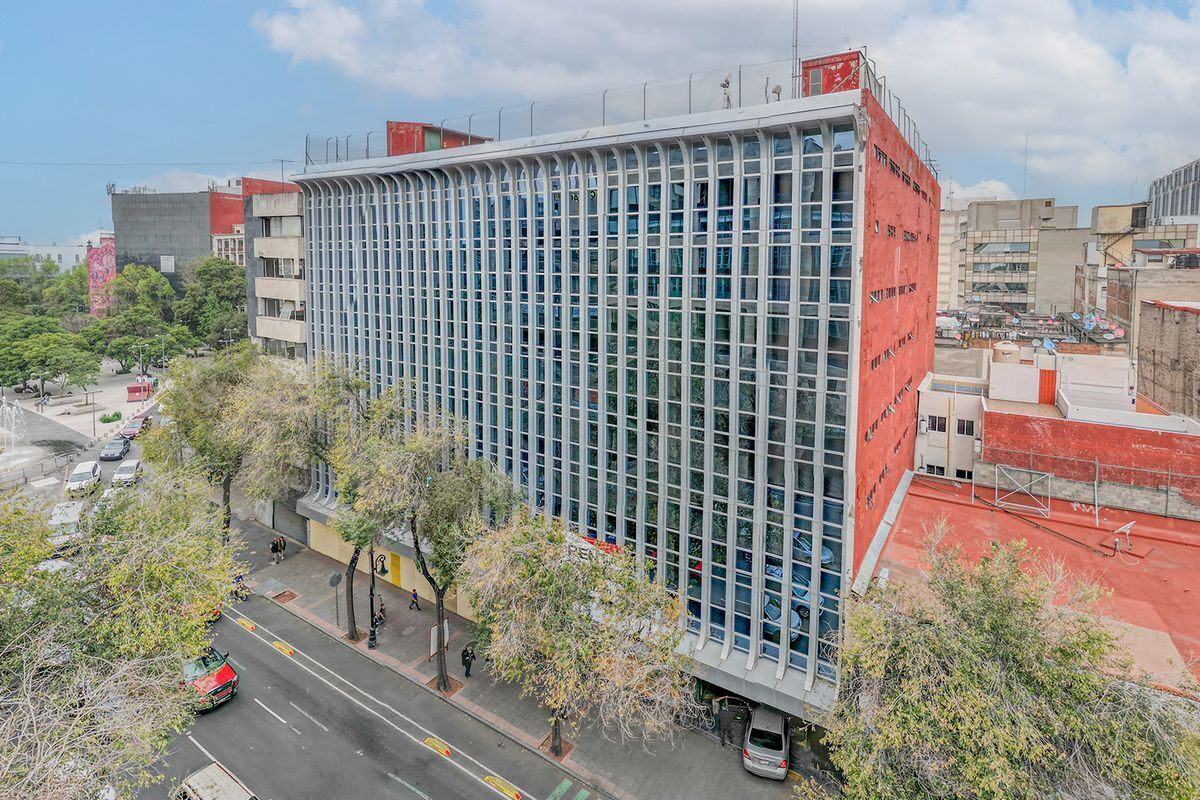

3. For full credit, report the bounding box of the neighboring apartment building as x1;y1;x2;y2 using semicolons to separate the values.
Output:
295;49;940;719
0;235;87;269
1149;156;1200;223
111;177;295;284
1105;264;1200;351
915;342;1200;521
1138;300;1200;420
244;191;306;359
936;207;967;309
212;223;245;267
940;198;1087;314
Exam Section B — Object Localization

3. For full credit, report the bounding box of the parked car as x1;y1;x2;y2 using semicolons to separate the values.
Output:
170;762;257;800
742;706;790;780
183;647;238;711
65;461;101;496
119;415;151;439
47;500;85;557
110;459;143;487
99;438;131;461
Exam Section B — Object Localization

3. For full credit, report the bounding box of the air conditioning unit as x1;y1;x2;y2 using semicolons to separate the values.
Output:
918;418;928;434
973;437;982;454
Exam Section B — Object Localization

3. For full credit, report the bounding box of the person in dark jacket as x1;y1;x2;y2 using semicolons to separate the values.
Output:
461;645;476;678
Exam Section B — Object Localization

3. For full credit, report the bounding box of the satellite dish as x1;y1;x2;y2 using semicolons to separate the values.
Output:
1115;327;1126;338
1084;313;1095;323
1085;321;1096;331
955;333;962;340
1108;323;1117;331
772;84;783;101
1043;338;1056;350
1103;333;1115;340
1012;317;1021;325
1071;312;1081;320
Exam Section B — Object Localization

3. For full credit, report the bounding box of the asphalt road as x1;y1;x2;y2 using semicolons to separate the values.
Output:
141;595;600;800
25;421;149;503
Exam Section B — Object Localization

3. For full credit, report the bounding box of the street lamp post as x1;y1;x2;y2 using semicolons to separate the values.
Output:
367;548;388;650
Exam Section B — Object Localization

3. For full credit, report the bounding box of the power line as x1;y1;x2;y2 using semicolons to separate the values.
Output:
0;159;296;168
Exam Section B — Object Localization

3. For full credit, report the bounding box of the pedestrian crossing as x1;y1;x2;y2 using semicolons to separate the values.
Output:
546;778;590;800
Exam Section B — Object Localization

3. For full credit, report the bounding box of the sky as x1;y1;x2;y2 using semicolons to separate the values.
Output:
2;0;1199;245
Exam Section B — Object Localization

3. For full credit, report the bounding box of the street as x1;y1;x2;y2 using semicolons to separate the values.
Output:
141;594;599;800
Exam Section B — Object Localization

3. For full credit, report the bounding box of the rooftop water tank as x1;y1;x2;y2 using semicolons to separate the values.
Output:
991;341;1021;363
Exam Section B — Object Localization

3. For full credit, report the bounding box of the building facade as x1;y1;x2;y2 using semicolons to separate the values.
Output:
213;223;246;267
0;235;87;269
941;198;1087;314
1149;157;1200;223
245;191;306;359
1138;300;1200;420
296;51;939;717
1107;267;1200;354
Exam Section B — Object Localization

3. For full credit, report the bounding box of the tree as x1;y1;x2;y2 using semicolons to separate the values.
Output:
0;316;65;388
106;335;154;374
174;256;246;341
7;332;99;396
141;343;258;531
463;512;702;755
804;533;1200;800
0;279;31;312
80;306;168;355
104;264;176;320
205;308;248;350
39;264;89;317
0;472;237;800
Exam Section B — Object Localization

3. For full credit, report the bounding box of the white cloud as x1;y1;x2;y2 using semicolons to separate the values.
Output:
71;229;109;247
123;168;288;195
252;0;1200;198
945;179;1017;206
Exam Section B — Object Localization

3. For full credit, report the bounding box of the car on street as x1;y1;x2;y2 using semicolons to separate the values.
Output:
742;706;790;780
169;761;258;800
99;438;131;461
64;461;101;496
183;647;239;711
119;415;151;439
47;500;85;557
110;459;143;487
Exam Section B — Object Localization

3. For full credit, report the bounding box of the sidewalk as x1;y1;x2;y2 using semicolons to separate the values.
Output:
235;518;801;800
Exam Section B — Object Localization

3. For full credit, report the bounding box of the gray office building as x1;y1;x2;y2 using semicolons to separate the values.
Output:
1149;157;1200;223
110;190;224;283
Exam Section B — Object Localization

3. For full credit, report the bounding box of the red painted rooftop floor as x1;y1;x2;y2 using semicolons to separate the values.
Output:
878;476;1200;686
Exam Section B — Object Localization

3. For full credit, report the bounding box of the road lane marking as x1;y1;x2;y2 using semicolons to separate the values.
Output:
484;775;523;799
236;617;257;631
290;725;304;736
271;640;295;656
253;696;289;725
572;791;590;800
423;737;452;757
289;701;330;732
547;780;572;800
387;773;432;799
187;734;216;762
224;606;537;800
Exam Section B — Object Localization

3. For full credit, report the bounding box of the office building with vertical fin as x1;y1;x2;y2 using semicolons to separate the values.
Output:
295;50;939;717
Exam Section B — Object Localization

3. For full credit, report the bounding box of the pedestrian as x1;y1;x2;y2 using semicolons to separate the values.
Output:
278;535;287;561
717;702;733;748
376;599;386;623
408;588;421;611
269;536;280;565
461;644;476;678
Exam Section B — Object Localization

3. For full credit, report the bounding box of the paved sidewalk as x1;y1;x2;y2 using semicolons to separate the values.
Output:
236;519;800;800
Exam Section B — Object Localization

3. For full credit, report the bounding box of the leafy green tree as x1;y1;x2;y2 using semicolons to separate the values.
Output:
104;264;176;320
39;263;90;317
174;256;246;340
0;279;31;312
206;308;248;350
141;343;258;531
4;332;99;396
0;256;60;309
80;306;168;355
804;534;1200;800
106;335;155;374
0;471;237;799
463;511;701;755
0;316;65;388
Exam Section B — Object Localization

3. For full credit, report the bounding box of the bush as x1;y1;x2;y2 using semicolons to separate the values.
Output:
99;411;122;424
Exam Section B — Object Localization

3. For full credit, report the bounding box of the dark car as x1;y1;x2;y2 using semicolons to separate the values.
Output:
119;415;151;439
99;438;131;461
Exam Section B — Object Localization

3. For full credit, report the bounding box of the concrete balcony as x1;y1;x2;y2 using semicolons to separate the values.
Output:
255;316;306;344
254;236;303;262
255;276;305;303
251;192;301;217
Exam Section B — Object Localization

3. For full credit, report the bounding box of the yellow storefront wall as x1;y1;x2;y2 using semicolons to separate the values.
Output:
308;520;477;621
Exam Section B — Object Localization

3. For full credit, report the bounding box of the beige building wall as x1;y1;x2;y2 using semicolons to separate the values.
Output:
1035;227;1089;314
1137;302;1200;419
1108;269;1200;351
937;208;967;309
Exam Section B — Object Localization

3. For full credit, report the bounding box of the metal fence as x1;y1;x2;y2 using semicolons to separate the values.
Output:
0;451;74;491
304;50;934;176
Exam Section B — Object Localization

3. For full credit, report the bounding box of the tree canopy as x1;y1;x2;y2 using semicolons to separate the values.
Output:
0;331;98;394
806;535;1200;800
174;256;246;342
104;264;175;320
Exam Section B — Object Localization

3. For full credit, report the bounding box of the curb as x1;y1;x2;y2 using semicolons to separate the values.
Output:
250;583;628;800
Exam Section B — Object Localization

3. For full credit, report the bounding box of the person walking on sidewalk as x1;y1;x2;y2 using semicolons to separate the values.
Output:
269;536;280;565
461;645;476;678
717;702;734;747
408;588;421;611
278;535;287;561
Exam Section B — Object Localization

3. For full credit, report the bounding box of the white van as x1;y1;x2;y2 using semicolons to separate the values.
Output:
169;762;257;800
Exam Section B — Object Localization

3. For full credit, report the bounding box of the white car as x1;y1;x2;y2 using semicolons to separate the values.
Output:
65;461;101;497
111;459;143;487
47;500;85;557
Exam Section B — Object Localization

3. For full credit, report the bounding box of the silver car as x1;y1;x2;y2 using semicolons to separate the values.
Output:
742;706;790;780
65;461;101;497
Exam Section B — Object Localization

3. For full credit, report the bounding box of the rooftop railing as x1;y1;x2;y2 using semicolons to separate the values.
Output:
304;50;935;177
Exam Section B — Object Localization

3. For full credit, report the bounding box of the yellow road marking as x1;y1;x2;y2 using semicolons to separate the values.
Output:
271;640;295;656
484;776;522;799
236;618;257;631
423;736;452;757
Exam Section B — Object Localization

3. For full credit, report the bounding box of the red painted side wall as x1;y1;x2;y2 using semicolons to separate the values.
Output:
387;121;428;157
852;89;941;574
208;192;245;236
241;177;300;196
801;52;861;97
982;411;1200;504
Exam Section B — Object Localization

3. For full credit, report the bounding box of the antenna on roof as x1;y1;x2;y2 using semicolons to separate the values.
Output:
791;0;800;98
720;75;732;109
772;84;783;102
